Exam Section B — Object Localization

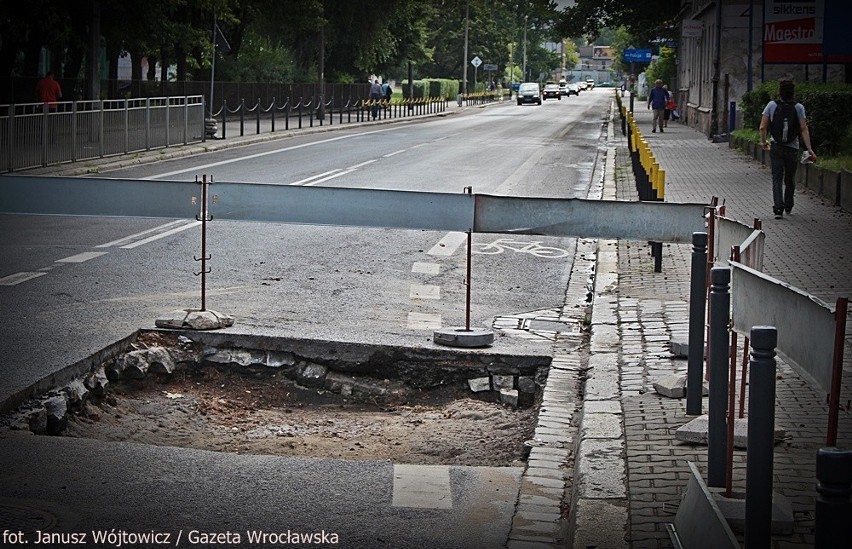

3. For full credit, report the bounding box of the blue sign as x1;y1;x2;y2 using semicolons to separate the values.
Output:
623;49;653;63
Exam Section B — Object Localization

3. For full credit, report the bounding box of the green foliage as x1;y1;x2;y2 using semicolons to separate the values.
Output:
215;32;299;82
401;79;459;99
556;0;682;44
740;82;852;157
645;47;676;87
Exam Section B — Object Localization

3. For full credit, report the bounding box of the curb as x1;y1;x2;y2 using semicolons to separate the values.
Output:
567;98;630;548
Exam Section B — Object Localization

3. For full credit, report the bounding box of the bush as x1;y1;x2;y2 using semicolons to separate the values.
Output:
740;82;852;156
400;78;459;100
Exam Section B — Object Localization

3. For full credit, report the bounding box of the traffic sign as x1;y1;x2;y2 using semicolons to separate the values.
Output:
483;63;497;72
471;56;482;67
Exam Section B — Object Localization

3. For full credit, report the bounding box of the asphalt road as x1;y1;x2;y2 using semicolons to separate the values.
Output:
0;90;612;547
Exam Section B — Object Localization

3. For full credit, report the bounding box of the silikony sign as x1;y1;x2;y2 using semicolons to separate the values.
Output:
763;0;852;63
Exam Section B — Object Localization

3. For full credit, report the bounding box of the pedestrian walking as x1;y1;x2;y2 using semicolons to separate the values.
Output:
759;79;816;219
35;71;62;111
663;85;674;127
369;79;383;120
647;79;668;133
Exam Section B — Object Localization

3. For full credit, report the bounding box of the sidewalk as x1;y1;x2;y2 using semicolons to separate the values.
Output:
570;101;852;547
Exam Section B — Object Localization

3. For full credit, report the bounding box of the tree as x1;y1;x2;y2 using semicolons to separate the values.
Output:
555;0;681;45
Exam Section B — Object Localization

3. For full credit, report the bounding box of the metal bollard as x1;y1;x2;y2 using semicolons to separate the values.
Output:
815;447;852;548
745;326;778;549
687;232;708;415
707;267;731;487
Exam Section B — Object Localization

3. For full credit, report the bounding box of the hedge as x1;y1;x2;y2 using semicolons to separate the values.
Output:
400;79;459;100
739;81;852;156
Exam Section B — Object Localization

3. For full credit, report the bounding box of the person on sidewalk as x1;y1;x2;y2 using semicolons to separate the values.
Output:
647;79;668;133
36;71;62;111
369;79;383;120
759;79;816;219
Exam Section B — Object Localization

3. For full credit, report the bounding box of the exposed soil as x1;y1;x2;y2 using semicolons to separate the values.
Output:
65;366;538;466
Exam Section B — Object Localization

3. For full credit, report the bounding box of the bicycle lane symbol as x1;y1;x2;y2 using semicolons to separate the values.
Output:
471;239;570;258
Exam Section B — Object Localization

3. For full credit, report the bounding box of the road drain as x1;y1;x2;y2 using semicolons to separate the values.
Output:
3;330;551;467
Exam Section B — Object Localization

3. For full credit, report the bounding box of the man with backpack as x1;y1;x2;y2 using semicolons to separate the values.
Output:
759;79;816;219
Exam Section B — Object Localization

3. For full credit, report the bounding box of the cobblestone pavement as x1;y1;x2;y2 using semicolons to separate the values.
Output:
598;104;852;548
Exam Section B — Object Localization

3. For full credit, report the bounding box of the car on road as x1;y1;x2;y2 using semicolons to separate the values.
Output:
566;83;580;95
517;82;541;105
542;83;561;100
558;81;569;96
577;81;588;91
586;79;596;90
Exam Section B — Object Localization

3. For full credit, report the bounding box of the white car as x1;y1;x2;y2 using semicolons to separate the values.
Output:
558;81;569;96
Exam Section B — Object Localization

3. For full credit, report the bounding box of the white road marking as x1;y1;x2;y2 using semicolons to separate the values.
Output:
301;169;355;187
427;232;467;256
392;464;453;509
407;312;442;330
142;127;402;180
347;159;377;169
56;251;109;263
412;262;440;275
383;149;406;157
0;272;47;286
289;169;342;186
96;220;190;248
120;221;200;249
410;284;440;300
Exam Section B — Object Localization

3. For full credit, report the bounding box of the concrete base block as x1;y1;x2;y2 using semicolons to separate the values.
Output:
711;490;795;535
500;389;519;408
434;327;494;348
468;377;491;392
670;338;706;358
653;374;708;398
675;415;786;448
156;308;234;330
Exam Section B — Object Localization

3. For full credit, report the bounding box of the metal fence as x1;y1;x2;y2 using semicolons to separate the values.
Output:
0;96;205;173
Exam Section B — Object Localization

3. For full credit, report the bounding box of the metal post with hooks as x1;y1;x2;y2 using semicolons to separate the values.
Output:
154;173;234;331
194;174;213;311
433;186;494;348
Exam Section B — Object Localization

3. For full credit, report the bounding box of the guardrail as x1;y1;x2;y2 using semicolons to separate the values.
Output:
212;95;451;138
0;96;205;173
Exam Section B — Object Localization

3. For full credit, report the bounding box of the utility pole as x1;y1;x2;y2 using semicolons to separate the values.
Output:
463;0;470;94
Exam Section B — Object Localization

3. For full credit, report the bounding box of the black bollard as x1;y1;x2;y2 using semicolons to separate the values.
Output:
815;447;852;548
707;267;731;488
745;326;778;549
687;232;708;415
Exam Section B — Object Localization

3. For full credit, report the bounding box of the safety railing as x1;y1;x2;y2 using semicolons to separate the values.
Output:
0;96;205;173
213;95;450;139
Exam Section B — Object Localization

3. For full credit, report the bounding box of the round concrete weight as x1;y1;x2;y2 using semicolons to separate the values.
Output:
433;327;495;348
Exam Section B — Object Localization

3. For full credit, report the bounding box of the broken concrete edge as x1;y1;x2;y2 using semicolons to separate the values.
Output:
1;328;552;437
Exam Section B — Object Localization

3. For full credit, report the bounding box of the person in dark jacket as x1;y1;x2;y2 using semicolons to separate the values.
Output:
646;79;668;133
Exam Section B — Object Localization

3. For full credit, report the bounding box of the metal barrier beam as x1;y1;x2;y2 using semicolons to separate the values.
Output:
730;260;836;392
1;175;706;242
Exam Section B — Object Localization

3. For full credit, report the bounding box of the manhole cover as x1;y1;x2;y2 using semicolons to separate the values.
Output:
0;503;57;533
526;319;579;333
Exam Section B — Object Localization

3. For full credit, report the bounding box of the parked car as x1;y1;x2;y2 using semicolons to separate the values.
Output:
558;80;569;96
586;79;596;89
517;82;541;105
567;83;580;95
542;83;561;100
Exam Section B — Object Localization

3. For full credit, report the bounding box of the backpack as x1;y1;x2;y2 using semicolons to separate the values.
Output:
770;101;800;144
